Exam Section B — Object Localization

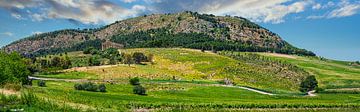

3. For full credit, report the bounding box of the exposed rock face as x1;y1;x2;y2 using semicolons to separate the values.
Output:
3;11;290;54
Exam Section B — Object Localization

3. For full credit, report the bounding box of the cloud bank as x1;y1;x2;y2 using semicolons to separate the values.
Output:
0;0;359;24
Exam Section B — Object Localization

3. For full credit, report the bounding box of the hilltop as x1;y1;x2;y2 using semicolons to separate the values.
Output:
3;11;314;56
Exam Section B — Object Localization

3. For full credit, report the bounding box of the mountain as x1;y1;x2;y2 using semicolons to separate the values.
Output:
2;11;315;56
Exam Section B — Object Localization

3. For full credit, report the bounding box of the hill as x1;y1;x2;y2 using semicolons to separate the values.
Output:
2;11;314;56
35;48;310;92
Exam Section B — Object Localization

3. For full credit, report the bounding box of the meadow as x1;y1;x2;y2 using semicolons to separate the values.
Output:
3;48;360;111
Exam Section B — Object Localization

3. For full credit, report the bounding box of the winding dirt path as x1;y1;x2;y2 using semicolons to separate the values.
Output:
221;85;275;95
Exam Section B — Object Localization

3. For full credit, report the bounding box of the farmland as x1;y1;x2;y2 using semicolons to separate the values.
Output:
2;48;360;111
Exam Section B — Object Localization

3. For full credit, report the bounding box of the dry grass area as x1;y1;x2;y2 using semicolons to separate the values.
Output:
0;88;19;96
260;53;298;59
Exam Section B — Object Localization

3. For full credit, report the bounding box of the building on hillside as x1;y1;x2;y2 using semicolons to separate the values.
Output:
101;40;124;50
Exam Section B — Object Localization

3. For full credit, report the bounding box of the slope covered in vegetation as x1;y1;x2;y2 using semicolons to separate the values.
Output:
3;11;314;56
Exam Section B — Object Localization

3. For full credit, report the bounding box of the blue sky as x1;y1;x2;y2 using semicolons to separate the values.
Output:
0;0;359;61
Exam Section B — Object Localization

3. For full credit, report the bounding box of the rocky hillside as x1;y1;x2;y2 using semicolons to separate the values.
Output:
2;11;314;56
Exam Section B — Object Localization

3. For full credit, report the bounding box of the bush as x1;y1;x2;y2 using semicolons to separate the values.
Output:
299;75;318;92
74;83;84;90
130;77;140;85
83;82;98;92
99;84;106;92
74;82;106;92
38;80;46;87
133;85;146;95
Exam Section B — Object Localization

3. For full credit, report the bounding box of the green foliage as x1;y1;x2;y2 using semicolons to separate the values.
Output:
130;77;140;85
111;28;315;56
0;52;30;85
37;80;46;87
133;85;146;95
83;47;95;54
88;55;101;66
99;84;106;92
123;53;134;66
132;52;147;64
32;39;103;56
74;82;106;92
299;75;318;92
21;92;38;106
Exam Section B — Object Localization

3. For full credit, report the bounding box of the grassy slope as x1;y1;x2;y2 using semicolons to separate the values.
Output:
30;80;360;111
38;48;308;92
21;48;360;111
258;53;360;89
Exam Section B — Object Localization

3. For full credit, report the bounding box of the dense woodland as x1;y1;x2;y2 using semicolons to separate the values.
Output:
110;28;315;56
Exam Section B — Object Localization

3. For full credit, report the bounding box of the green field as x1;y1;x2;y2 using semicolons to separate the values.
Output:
2;48;360;111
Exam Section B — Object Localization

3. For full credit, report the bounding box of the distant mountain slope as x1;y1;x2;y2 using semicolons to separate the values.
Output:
3;11;315;56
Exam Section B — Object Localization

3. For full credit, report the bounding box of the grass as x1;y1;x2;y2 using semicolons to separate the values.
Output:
24;48;360;111
258;52;360;89
24;80;360;111
35;71;98;80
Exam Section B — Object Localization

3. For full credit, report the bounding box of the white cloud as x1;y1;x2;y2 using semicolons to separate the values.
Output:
204;0;314;23
122;0;137;3
307;0;360;19
1;32;14;37
312;3;321;10
328;3;360;18
0;0;145;24
11;13;23;20
31;31;43;35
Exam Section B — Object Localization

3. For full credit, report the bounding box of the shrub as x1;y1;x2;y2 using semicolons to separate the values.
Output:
74;82;106;92
132;52;147;64
299;75;318;92
99;84;106;92
133;85;146;95
74;83;84;90
130;77;140;85
83;82;98;92
38;80;46;87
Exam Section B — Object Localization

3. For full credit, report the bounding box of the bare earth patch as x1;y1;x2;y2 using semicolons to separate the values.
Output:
263;53;297;59
0;88;20;95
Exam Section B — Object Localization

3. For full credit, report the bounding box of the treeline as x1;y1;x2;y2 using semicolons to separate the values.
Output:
31;39;103;57
110;28;315;56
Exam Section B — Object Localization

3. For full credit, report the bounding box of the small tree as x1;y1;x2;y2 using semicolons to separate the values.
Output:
299;75;318;93
132;52;146;64
123;53;133;66
37;80;46;87
89;55;101;66
129;77;140;85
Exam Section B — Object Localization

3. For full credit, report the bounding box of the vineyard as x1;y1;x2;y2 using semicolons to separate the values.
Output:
1;48;360;111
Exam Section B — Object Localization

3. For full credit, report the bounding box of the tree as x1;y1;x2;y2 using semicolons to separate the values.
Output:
299;75;318;93
0;52;31;85
89;55;101;66
62;55;72;69
123;53;133;66
132;52;146;64
129;77;140;85
51;57;61;67
83;47;95;54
